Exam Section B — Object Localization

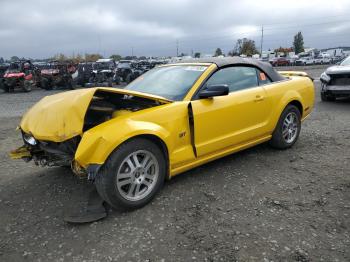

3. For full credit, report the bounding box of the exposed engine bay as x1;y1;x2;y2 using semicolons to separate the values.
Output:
84;90;163;131
14;89;166;171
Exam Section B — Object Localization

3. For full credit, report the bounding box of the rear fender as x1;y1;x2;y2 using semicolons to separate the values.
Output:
269;89;304;131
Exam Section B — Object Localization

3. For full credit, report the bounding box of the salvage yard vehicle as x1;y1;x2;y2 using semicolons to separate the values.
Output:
320;55;350;101
0;63;10;91
41;61;76;90
72;62;93;87
115;60;134;83
2;60;40;92
89;59;116;87
10;57;314;220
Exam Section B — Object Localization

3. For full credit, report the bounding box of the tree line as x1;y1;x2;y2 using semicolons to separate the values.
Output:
1;31;305;63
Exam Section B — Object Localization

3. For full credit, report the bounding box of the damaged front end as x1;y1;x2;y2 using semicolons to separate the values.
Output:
10;87;170;179
11;131;81;169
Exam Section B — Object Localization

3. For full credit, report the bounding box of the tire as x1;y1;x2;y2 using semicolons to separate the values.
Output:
41;78;51;90
95;138;166;210
22;80;32;92
67;79;75;90
269;105;301;149
2;82;10;92
125;74;131;84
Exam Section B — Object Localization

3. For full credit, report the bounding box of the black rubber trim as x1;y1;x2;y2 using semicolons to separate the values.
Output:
188;103;197;158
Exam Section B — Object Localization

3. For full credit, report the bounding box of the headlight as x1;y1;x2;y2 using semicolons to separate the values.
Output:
320;72;330;83
23;133;37;146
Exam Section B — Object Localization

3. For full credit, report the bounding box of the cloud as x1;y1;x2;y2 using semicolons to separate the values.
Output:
0;0;349;58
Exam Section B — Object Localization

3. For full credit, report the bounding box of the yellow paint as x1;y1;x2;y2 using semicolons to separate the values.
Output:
18;65;315;178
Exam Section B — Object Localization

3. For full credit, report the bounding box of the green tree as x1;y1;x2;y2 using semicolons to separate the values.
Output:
72;54;84;63
214;48;223;57
293;32;304;54
230;38;258;56
241;38;259;56
10;56;20;61
194;52;201;58
52;53;68;61
85;53;103;62
110;54;122;61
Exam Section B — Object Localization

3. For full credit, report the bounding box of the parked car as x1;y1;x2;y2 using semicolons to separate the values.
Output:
1;60;40;92
270;57;290;67
40;61;76;90
295;57;314;66
10;57;314;221
320;56;350;101
314;55;331;65
89;59;117;87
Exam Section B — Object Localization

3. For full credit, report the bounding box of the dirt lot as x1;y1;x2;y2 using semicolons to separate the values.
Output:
0;66;349;261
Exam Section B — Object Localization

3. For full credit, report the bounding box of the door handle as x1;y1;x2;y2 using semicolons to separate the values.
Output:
254;95;264;102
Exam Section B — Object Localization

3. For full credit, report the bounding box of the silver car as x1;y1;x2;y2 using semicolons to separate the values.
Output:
320;56;350;101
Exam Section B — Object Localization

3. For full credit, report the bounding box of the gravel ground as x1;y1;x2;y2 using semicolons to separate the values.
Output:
0;66;349;261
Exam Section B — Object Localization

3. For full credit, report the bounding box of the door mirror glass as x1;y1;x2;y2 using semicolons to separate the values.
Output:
198;84;229;99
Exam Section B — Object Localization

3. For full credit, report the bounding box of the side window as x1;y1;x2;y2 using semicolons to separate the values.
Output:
256;69;271;85
205;66;259;93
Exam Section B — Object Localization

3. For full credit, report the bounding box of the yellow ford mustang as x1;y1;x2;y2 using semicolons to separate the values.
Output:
11;57;315;211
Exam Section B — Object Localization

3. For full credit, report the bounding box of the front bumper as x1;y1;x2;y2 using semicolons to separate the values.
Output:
322;84;350;96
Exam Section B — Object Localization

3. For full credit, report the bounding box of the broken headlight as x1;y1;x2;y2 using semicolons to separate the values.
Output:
23;133;37;146
320;72;330;83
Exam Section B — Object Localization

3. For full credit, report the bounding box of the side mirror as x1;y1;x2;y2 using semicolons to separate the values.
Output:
198;84;229;99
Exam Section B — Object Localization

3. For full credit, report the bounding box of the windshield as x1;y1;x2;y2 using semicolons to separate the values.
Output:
6;63;21;73
125;65;208;101
117;63;131;69
340;56;350;66
93;62;113;70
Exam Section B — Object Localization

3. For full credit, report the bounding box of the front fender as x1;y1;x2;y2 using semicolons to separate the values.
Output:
74;118;171;168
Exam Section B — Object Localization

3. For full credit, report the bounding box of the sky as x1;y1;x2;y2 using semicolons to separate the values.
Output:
0;0;350;59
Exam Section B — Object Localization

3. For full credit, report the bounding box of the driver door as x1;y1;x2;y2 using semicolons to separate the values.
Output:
191;66;272;157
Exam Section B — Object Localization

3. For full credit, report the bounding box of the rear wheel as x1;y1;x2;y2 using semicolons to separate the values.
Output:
41;78;52;90
3;83;10;92
269;105;301;149
22;80;32;92
95;138;166;210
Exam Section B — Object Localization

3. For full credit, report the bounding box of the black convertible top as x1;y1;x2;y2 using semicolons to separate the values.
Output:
179;57;285;82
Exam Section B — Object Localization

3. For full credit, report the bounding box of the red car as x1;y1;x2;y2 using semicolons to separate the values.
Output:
271;57;290;67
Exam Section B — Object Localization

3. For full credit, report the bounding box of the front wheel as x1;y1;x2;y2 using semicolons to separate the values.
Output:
95;138;166;210
23;80;32;92
269;105;301;149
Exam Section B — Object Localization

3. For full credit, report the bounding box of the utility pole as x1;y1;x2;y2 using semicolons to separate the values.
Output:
176;39;179;57
260;25;264;56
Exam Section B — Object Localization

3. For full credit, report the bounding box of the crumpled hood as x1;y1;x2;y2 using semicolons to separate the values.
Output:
20;87;171;142
326;65;350;75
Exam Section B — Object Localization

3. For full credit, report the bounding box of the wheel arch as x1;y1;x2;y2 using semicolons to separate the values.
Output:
122;134;170;180
75;120;172;179
287;100;303;116
270;93;304;133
